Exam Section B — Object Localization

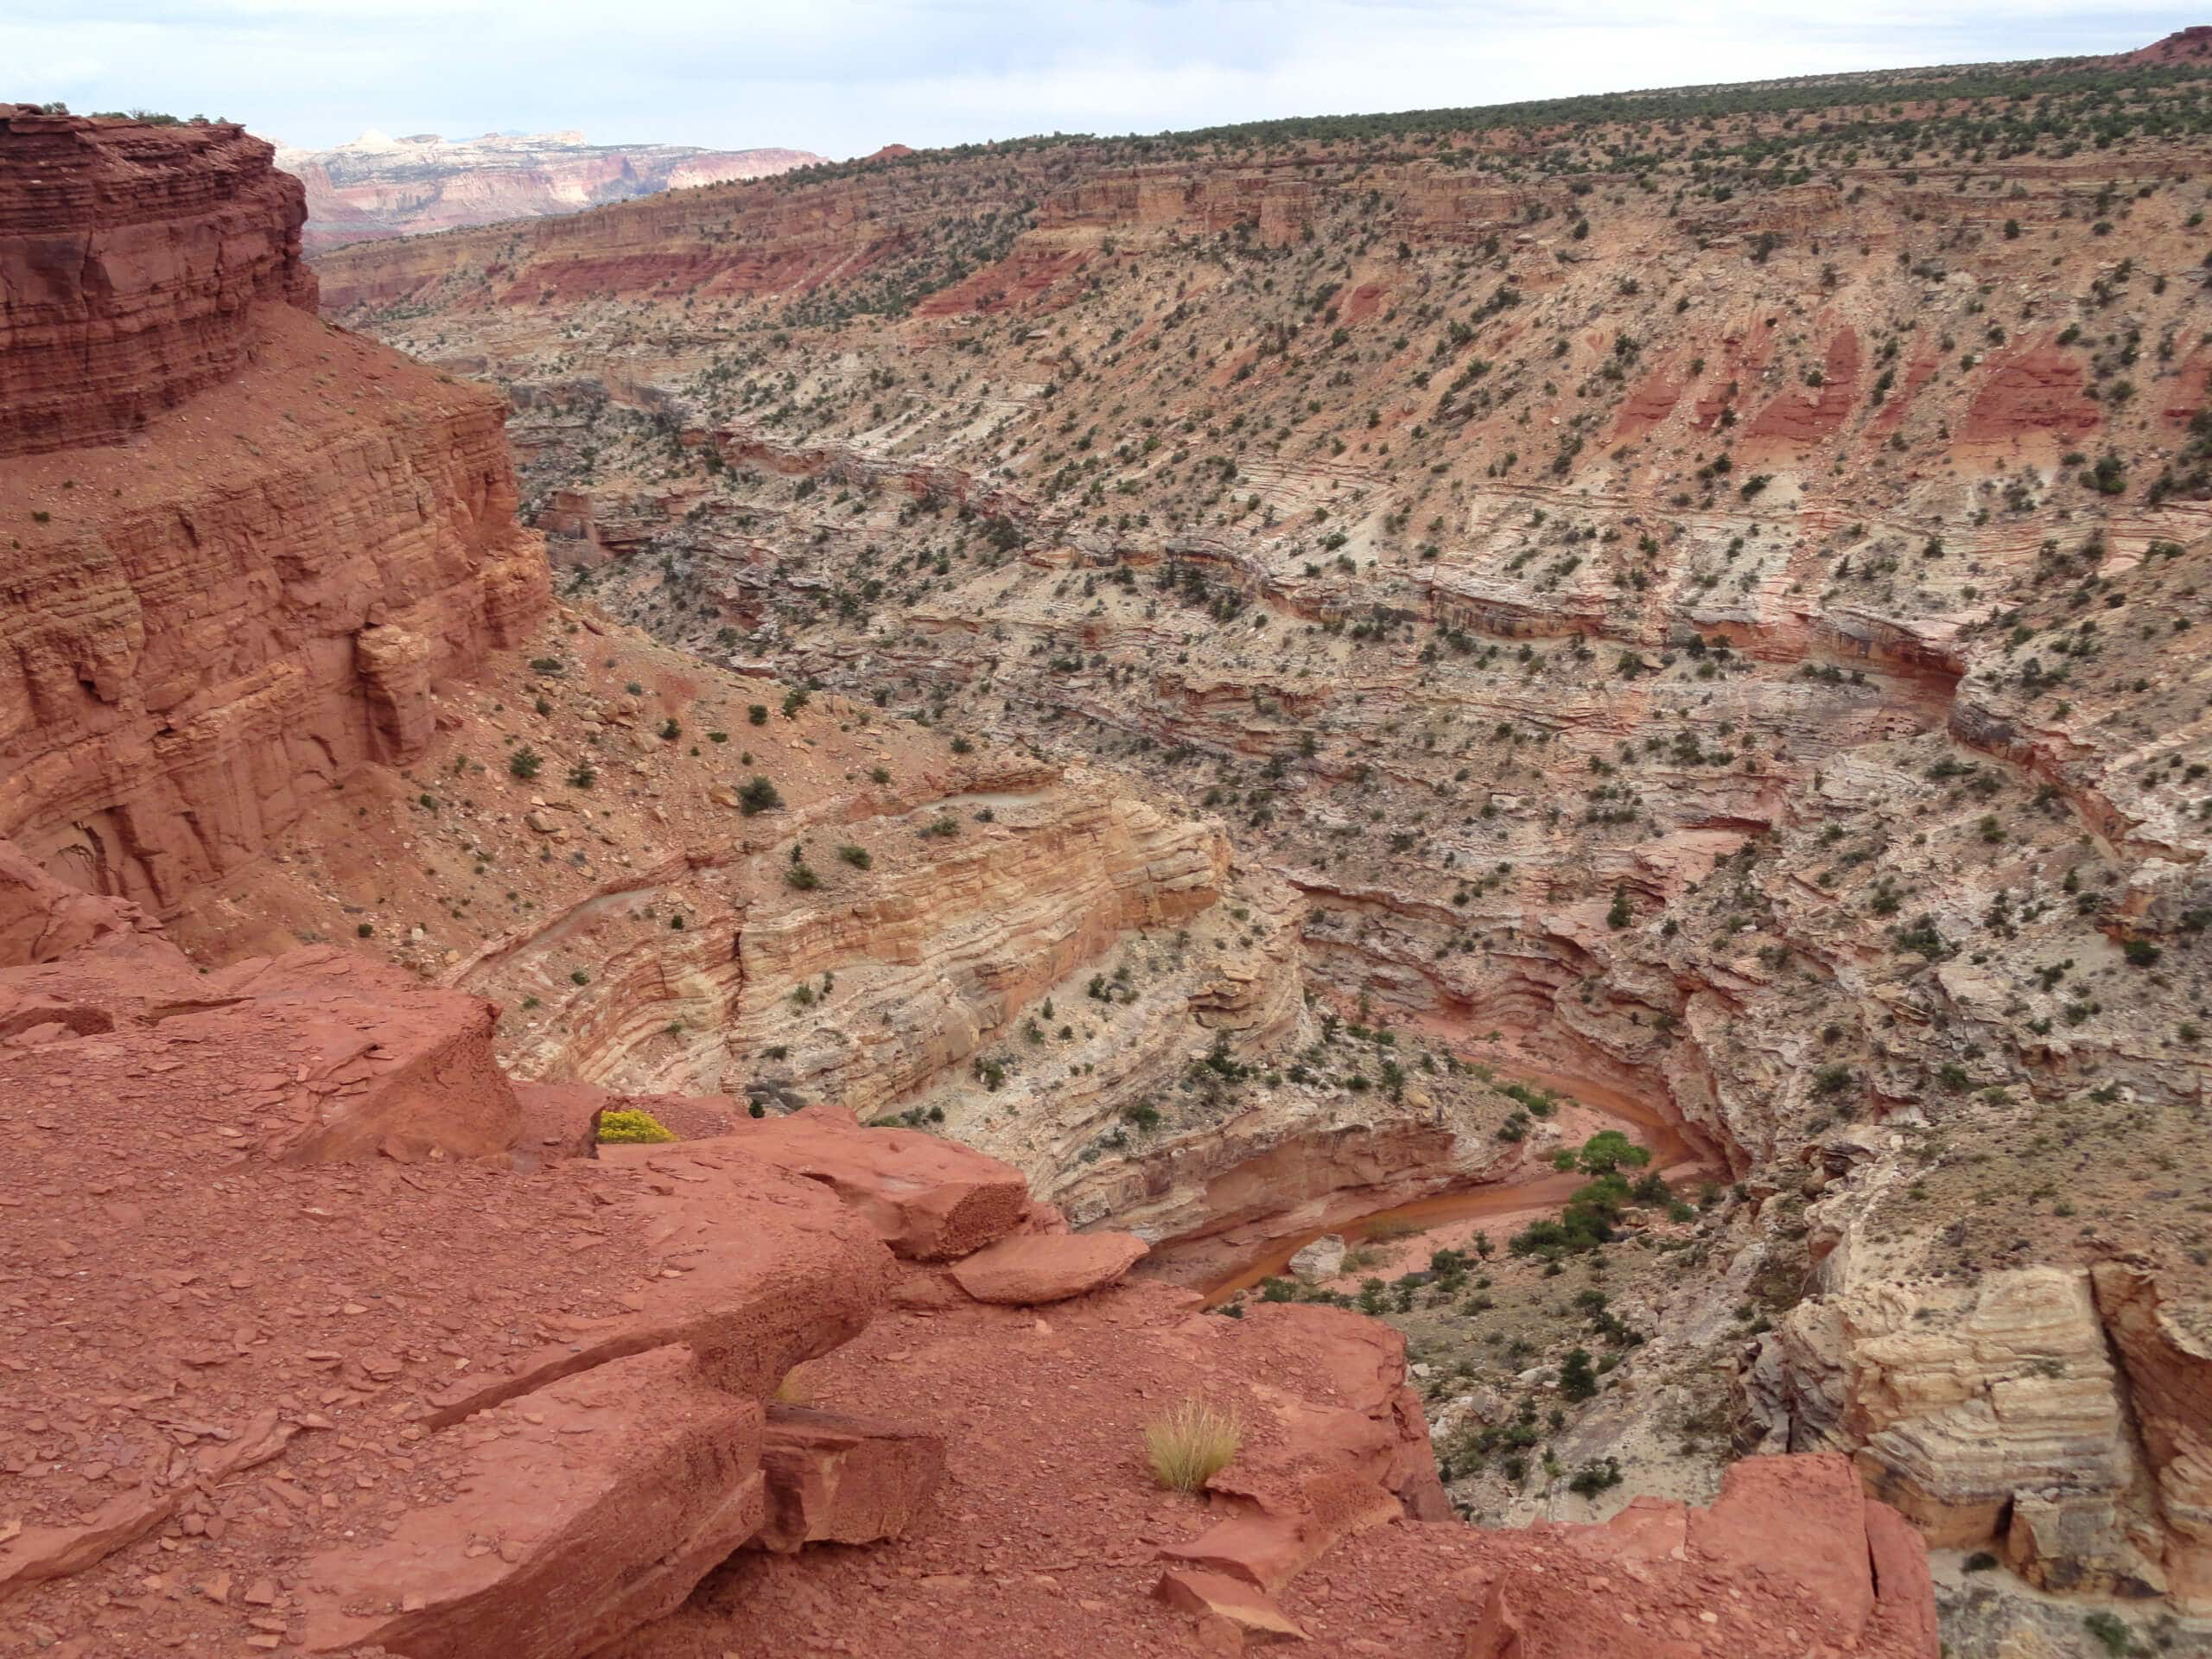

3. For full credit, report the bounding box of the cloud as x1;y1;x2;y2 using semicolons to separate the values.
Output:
3;0;2192;156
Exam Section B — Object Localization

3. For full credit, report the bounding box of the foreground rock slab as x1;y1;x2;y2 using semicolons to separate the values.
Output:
710;1105;1033;1260
302;1346;763;1659
1154;1567;1307;1641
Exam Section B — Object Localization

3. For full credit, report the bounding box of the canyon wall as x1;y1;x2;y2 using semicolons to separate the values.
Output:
0;107;315;456
2;115;551;919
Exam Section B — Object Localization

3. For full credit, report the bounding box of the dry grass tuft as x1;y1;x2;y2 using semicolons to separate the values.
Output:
1145;1397;1242;1493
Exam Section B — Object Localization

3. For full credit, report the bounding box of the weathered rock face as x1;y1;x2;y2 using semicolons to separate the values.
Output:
0;299;548;915
0;110;315;457
0;111;550;920
1765;1269;2152;1574
0;837;153;967
275;129;825;254
2090;1263;2212;1611
717;780;1230;1111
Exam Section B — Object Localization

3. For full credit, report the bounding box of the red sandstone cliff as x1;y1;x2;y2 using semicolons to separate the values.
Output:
0;111;548;918
0;109;315;456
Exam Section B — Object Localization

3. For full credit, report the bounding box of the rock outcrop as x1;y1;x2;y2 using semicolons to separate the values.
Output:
2090;1263;2212;1611
1762;1268;2164;1592
0;109;315;456
2;117;549;922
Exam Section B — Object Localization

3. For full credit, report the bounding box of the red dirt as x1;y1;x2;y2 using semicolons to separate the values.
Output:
1959;339;2102;448
1745;326;1861;449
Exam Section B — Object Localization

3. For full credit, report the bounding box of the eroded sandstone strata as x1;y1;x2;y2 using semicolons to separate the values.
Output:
318;47;2212;1637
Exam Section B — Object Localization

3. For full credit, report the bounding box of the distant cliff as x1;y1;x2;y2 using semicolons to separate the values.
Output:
274;128;823;251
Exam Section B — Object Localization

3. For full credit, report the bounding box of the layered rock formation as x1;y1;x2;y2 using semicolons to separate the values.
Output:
0;298;548;916
318;42;2212;1643
0;107;315;454
274;129;823;253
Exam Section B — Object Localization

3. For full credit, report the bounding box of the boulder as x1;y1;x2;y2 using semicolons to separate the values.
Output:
749;1404;945;1552
722;1105;1032;1259
949;1230;1148;1304
1462;1580;1526;1659
1154;1568;1306;1642
1287;1233;1345;1281
1160;1471;1402;1592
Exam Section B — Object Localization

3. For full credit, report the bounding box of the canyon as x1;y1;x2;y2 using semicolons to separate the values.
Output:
272;130;823;253
311;37;2212;1656
6;32;2212;1658
0;99;1939;1659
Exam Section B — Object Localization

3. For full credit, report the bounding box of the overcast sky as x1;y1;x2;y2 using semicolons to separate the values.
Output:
8;2;2199;160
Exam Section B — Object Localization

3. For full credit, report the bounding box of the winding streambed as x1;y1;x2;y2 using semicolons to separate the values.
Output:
1190;1056;1713;1304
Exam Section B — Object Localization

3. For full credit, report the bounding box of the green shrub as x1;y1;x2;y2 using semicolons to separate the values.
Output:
1560;1348;1599;1401
1567;1457;1620;1497
509;747;542;779
2083;1611;2132;1656
739;777;783;815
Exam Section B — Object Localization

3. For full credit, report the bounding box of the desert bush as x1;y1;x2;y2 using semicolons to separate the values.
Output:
597;1108;676;1144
